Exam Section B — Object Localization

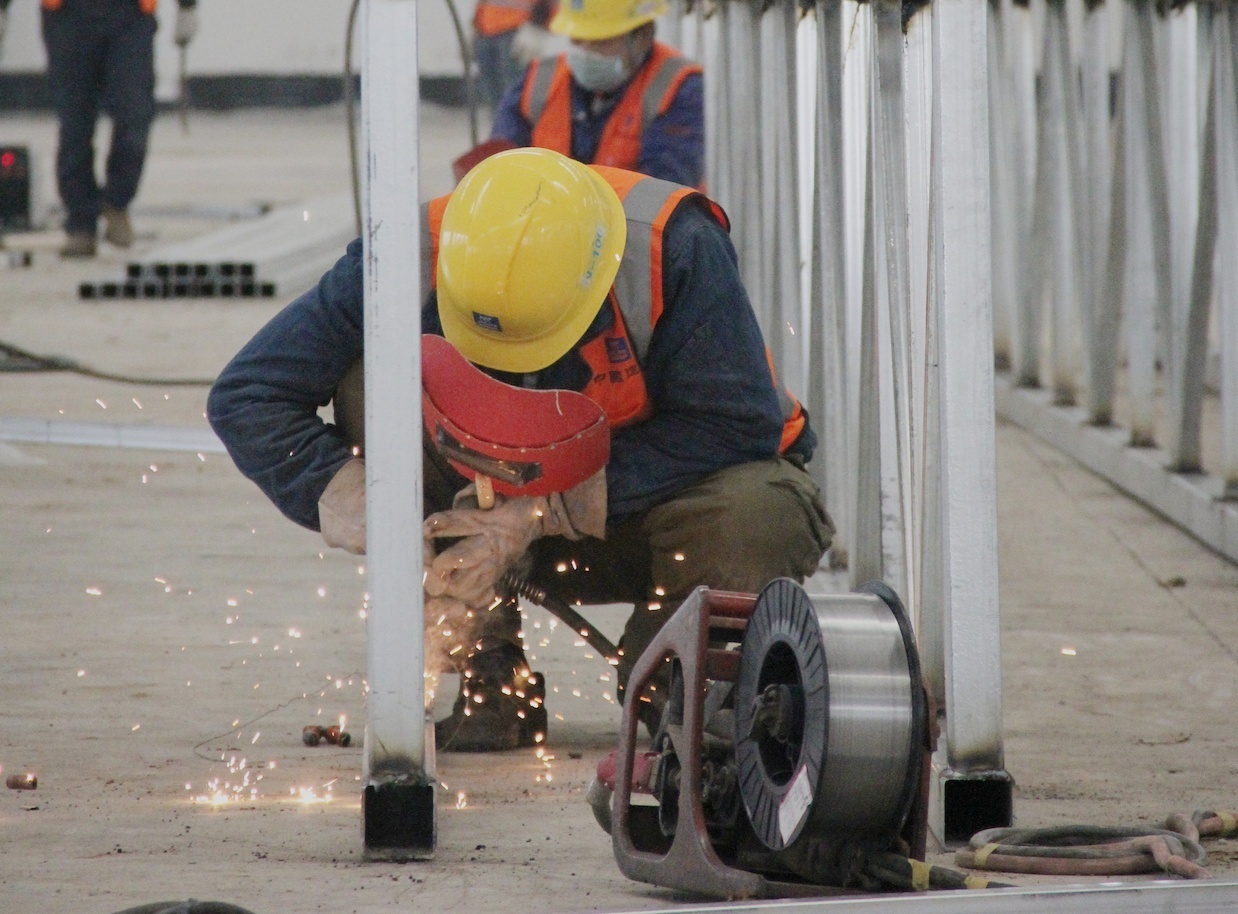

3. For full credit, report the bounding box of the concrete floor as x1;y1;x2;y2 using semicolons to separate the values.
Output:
2;104;1238;914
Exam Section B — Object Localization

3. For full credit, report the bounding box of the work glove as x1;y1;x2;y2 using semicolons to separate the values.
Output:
423;469;607;609
174;6;199;46
510;22;562;67
318;457;367;554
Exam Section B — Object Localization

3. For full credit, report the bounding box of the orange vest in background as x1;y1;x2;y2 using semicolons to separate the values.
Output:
473;0;539;37
522;43;701;175
42;0;159;10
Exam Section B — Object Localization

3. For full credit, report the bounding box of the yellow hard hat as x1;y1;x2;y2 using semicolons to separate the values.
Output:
550;0;667;41
436;148;627;374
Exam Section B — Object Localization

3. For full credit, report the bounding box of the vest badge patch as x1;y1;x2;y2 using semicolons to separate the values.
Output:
605;336;632;363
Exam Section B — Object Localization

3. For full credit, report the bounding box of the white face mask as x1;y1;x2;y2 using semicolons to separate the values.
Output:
566;46;632;94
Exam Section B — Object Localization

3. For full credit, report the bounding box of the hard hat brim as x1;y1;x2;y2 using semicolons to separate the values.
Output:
549;10;657;40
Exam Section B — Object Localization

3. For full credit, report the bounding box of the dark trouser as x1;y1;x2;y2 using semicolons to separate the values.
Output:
423;439;836;693
472;28;524;111
42;1;157;235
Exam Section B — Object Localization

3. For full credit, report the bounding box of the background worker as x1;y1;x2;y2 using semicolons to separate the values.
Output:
207;149;832;752
472;0;556;113
0;0;199;257
489;0;703;187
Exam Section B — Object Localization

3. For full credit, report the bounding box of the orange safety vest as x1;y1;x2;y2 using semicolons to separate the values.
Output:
421;168;807;453
473;0;540;37
521;42;701;174
43;0;159;9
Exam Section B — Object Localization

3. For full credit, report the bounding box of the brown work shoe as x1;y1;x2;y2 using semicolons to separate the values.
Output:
59;232;97;258
101;205;134;248
434;644;548;752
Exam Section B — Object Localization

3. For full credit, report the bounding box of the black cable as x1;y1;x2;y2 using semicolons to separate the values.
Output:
0;339;215;387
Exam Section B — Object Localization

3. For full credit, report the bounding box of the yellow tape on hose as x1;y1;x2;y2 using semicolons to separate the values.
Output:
964;874;992;889
973;842;1001;868
1218;812;1238;836
909;859;932;891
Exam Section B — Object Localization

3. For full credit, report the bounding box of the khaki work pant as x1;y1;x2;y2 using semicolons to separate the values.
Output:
424;440;835;694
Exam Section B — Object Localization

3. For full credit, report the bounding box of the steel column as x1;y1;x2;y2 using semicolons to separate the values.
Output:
809;0;853;570
1216;1;1238;495
926;0;1011;845
1120;0;1174;447
360;0;434;859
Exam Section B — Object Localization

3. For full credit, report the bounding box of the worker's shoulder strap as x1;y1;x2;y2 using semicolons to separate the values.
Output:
420;195;450;296
524;54;566;125
594;168;727;359
638;44;701;133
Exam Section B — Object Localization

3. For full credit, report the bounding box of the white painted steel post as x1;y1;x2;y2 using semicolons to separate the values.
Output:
1217;2;1238;496
988;0;1021;371
1170;0;1218;475
926;0;1011;845
758;0;802;392
1043;0;1085;407
1081;0;1112;405
904;6;934;629
360;0;435;858
810;0;853;570
1121;0;1173;447
867;0;912;599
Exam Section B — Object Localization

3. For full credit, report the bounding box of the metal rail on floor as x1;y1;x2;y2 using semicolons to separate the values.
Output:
601;879;1238;914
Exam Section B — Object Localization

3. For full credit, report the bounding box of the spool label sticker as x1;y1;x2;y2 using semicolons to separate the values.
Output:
778;764;813;845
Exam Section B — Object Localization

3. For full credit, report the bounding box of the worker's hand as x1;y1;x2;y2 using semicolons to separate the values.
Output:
510;22;560;67
424;593;475;673
423;495;542;608
174;6;199;46
318;458;366;554
421;469;607;607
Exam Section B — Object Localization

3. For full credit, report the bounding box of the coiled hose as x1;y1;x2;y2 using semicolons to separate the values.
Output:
955;809;1237;879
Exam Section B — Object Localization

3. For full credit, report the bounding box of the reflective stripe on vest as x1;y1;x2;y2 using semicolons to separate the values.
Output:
43;0;160;8
523;43;701;173
43;0;158;9
423;169;805;448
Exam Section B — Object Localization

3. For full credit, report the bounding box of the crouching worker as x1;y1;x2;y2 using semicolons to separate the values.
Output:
206;148;834;753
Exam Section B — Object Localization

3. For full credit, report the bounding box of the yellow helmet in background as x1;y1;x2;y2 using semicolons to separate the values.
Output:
549;0;667;41
436;148;627;375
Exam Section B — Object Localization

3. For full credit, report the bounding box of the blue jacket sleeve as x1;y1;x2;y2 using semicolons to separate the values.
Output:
207;239;366;531
636;71;704;188
489;70;534;147
605;203;785;516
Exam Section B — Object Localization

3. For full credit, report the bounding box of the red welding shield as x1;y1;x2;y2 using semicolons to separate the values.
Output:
421;334;610;498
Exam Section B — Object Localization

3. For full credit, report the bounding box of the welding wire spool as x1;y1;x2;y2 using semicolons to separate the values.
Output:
734;578;925;852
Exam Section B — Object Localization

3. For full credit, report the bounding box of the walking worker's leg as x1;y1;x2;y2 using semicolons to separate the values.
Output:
472;29;518;110
42;5;106;240
621;457;835;683
99;6;156;226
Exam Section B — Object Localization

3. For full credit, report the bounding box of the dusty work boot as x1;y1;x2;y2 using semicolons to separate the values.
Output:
59;232;97;258
101;205;134;248
434;643;548;752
